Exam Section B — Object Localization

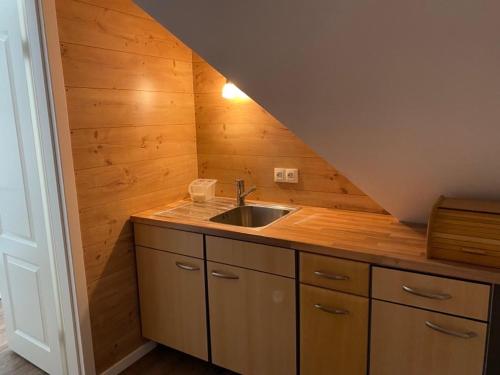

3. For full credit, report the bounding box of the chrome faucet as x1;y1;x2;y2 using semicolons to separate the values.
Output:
235;179;256;206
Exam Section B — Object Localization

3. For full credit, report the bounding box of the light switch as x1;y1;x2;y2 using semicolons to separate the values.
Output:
274;168;286;182
285;168;299;183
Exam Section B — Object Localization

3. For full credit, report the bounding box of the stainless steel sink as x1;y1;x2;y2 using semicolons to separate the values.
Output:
209;204;296;228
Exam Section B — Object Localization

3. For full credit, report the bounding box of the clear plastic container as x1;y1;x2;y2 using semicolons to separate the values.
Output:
188;179;217;202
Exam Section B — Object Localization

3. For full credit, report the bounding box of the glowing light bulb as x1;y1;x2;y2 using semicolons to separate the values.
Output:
222;81;249;100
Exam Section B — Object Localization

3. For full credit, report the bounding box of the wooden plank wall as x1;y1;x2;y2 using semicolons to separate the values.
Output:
55;0;198;372
193;54;385;213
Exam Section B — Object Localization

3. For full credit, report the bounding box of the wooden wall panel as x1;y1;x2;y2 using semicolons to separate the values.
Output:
55;0;197;372
193;55;385;213
56;0;189;60
60;43;193;92
71;124;197;169
65;88;195;129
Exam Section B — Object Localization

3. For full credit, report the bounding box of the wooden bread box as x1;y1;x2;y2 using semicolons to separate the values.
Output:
427;196;500;268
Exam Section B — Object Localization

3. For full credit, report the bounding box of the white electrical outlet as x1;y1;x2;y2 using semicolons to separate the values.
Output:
274;168;286;182
285;168;299;183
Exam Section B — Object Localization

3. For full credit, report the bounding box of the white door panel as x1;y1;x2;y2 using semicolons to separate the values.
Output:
4;255;47;346
0;33;34;243
0;1;66;373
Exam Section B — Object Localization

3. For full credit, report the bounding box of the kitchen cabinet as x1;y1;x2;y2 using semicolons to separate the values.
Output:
136;246;208;360
370;300;487;375
207;261;296;375
301;284;368;375
133;222;496;375
370;267;490;375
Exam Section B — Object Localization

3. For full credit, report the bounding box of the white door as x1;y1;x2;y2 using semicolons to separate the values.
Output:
0;1;67;373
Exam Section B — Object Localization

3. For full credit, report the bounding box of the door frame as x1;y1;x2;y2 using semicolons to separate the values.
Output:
19;0;96;374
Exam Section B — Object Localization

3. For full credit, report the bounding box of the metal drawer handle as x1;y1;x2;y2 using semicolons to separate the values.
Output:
175;262;200;271
425;321;477;339
402;285;452;300
314;271;350;281
211;270;239;280
461;247;488;256
314;303;349;315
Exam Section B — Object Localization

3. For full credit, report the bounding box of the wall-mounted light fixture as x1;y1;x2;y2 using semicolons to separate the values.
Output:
222;80;249;100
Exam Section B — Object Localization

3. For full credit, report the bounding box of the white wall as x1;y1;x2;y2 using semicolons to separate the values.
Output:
136;0;500;223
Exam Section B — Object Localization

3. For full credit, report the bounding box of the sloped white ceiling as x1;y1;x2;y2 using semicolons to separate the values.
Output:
136;0;500;223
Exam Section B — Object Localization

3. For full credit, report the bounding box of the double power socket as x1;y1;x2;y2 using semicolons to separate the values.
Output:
274;168;299;183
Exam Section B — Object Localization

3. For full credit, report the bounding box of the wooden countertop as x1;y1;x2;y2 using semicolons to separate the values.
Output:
131;198;500;284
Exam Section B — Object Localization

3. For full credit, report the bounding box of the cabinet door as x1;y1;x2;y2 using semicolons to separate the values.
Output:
207;261;296;375
301;284;368;375
370;300;487;375
136;246;208;360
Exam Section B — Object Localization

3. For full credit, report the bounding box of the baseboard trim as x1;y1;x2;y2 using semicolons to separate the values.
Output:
100;341;157;375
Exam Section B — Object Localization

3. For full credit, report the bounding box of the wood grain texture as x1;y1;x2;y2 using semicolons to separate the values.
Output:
61;43;193;92
300;252;370;296
193;55;385;213
428;197;500;268
66;88;195;129
56;0;190;61
71;124;197;169
133;198;500;284
206;235;295;277
207;261;296;375
370;300;487;375
71;0;153;19
136;247;208;360
372;267;491;321
74;155;197;208
300;284;368;375
55;0;198;372
135;224;203;258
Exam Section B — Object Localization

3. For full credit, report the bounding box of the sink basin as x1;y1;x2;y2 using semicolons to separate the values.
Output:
209;205;296;228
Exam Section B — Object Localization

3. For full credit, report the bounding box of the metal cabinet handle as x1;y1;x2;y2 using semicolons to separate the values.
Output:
175;262;200;271
425;320;477;339
402;285;452;300
211;270;239;280
314;303;349;315
461;247;487;256
314;271;350;281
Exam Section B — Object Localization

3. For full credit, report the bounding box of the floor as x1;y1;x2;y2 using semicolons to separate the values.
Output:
122;346;236;375
2;298;233;375
0;300;46;375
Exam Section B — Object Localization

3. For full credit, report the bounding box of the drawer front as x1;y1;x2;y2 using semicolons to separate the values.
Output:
300;253;369;296
301;284;368;375
134;223;203;258
206;236;295;277
370;300;487;375
372;267;490;321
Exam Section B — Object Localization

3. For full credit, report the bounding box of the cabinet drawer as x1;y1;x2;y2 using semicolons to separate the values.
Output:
301;284;368;375
300;253;369;296
206;236;295;277
372;267;490;321
134;223;203;258
370;300;487;375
